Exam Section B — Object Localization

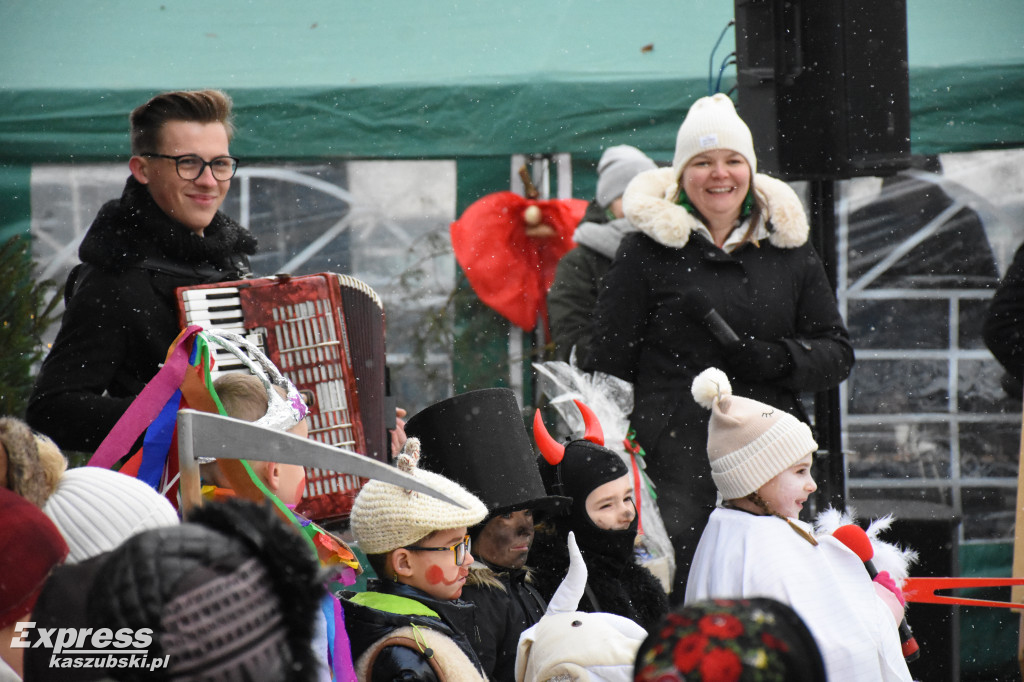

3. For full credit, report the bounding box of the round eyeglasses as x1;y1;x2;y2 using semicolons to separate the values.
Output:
403;534;472;566
141;153;239;181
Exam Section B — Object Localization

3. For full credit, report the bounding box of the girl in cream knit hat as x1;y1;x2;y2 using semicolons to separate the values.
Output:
684;368;912;682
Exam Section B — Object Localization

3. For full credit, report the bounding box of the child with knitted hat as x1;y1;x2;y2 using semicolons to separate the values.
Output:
684;368;912;682
43;466;180;563
341;437;490;681
23;497;324;682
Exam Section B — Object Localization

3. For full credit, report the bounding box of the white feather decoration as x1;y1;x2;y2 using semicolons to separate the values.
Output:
813;506;918;587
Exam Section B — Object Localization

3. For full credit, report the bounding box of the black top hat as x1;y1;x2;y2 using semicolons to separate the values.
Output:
405;388;570;522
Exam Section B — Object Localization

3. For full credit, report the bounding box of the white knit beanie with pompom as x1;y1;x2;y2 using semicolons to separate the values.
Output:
691;368;817;500
349;438;488;555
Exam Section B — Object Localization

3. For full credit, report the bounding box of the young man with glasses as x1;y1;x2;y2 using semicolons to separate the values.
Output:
27;89;257;453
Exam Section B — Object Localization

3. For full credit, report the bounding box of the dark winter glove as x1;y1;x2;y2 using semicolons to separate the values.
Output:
726;337;793;382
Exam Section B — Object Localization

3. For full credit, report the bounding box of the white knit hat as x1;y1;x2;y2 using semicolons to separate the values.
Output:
43;467;180;563
672;93;757;178
349;438;488;555
691;368;817;501
596;145;657;209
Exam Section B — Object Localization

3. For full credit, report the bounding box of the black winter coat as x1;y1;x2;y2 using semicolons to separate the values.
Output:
340;580;484;682
459;561;546;682
27;177;256;452
583;168;854;595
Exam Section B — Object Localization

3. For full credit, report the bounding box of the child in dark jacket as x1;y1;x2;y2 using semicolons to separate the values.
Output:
531;400;669;632
341;438;490;681
405;387;571;682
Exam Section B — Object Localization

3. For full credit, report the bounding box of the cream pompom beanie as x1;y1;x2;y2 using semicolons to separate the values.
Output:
691;368;817;500
350;438;488;554
672;93;757;178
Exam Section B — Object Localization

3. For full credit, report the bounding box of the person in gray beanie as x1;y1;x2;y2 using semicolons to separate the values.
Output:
547;145;657;363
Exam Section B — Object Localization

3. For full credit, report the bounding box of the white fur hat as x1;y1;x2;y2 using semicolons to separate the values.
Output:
691;368;817;500
43;467;180;563
349;438;488;555
596;145;657;209
672;93;757;178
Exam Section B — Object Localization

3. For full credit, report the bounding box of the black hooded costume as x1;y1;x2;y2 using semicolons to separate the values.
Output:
531;402;669;632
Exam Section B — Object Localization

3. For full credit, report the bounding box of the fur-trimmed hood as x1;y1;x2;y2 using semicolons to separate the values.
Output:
465;561;534;593
622;166;809;250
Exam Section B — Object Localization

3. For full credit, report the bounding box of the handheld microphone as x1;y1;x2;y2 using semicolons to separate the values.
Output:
681;288;741;349
832;524;920;662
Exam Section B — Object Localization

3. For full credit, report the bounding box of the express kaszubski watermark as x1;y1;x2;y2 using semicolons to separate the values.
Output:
11;622;170;671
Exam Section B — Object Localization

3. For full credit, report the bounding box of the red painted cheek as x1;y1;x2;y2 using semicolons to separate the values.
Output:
426;565;445;585
426;564;460;586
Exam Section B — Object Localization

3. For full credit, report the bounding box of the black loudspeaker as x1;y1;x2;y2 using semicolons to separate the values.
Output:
734;0;911;180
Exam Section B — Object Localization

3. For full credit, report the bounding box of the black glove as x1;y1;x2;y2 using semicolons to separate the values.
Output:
726;337;793;382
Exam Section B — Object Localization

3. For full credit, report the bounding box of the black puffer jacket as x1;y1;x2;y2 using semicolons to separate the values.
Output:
460;561;546;682
27;177;256;452
340;580;485;682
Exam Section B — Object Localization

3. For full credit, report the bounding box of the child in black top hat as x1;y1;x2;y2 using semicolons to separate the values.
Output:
405;388;570;682
531;400;668;631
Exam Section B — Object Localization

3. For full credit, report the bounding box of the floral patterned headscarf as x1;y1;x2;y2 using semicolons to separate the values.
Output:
633;598;826;682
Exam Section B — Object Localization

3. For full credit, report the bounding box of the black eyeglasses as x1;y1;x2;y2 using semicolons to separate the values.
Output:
403;534;472;566
141;153;239;181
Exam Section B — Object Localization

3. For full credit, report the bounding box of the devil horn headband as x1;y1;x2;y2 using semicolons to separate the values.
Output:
534;399;605;465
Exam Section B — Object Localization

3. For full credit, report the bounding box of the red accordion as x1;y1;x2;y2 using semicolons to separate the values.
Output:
176;272;390;521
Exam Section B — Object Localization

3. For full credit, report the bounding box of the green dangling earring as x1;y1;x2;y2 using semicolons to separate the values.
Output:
739;189;755;220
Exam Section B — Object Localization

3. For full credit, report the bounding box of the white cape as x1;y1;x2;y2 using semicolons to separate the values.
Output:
685;507;913;682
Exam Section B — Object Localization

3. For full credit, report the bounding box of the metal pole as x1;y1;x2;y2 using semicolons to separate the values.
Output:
809;179;846;511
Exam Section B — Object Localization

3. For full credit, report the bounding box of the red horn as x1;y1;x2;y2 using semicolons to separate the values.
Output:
574;399;604;446
533;408;565;465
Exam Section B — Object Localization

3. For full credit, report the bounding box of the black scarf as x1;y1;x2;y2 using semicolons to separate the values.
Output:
79;176;257;276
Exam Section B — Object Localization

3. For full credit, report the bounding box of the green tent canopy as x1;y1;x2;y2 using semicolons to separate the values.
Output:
1;0;1022;164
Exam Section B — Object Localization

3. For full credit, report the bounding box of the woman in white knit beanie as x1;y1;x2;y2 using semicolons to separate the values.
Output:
582;92;853;601
684;368;912;682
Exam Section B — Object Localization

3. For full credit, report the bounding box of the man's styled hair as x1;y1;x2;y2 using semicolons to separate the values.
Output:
129;89;235;155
